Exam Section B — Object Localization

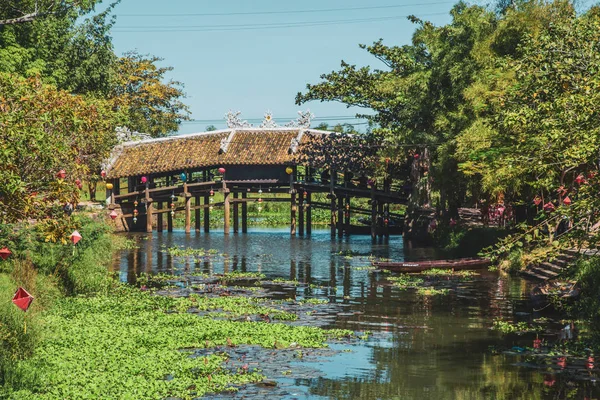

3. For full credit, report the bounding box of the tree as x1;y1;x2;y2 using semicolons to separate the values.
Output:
205;125;217;131
0;74;118;224
0;0;100;26
110;51;190;137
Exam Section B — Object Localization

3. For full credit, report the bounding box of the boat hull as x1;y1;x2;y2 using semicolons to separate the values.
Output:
372;258;491;273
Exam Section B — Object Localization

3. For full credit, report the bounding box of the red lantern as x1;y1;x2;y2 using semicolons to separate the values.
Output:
141;176;147;184
414;154;420;160
0;247;12;260
70;230;82;245
303;191;308;196
563;196;572;206
12;287;34;312
56;169;66;179
588;172;597;179
533;338;542;349
258;198;263;203
533;196;542;206
210;189;214;196
109;210;118;220
170;203;175;208
384;219;389;225
133;209;139;215
101;170;107;178
543;202;555;212
218;167;226;174
576;174;585;185
557;357;567;369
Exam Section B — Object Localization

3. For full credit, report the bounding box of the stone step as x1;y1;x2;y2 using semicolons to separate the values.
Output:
521;270;550;281
528;266;559;279
539;262;565;273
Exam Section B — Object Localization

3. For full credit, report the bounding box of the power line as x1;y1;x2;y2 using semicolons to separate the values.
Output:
113;12;449;33
118;2;455;17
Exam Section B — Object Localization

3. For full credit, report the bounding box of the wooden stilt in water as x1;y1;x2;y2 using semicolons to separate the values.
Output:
241;192;248;233
377;202;384;238
337;196;344;238
298;190;304;236
371;186;377;241
306;192;312;235
345;196;351;236
157;202;163;232
145;181;153;233
184;194;191;234
290;190;297;236
330;169;336;238
195;196;200;232
233;192;239;233
204;194;210;233
223;183;230;235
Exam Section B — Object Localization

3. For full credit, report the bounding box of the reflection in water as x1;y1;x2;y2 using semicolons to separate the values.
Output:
113;228;599;399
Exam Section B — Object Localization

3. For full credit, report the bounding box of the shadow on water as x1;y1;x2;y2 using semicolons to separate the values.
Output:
113;228;600;399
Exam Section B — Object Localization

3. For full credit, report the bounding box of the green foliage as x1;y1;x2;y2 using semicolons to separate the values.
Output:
492;319;542;335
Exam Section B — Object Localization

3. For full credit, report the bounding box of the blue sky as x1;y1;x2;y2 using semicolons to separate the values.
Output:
106;0;460;133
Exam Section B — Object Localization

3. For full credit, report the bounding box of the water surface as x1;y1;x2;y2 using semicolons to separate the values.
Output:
113;228;600;399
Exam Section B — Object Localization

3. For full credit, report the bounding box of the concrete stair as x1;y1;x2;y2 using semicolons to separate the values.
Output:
521;251;579;281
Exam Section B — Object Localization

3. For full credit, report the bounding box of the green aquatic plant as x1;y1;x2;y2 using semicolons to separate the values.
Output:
387;274;425;289
2;286;352;399
492;319;543;335
416;287;450;296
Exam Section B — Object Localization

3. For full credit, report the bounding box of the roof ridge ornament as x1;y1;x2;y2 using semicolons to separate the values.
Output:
225;110;314;129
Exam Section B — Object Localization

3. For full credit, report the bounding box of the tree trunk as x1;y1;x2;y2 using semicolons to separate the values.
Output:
88;181;97;202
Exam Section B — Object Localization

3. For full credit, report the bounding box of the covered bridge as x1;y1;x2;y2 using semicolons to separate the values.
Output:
104;112;407;237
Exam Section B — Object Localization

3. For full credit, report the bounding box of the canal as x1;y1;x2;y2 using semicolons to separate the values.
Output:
113;228;599;399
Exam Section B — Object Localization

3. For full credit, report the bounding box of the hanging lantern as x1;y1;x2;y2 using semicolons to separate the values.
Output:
141;176;147;184
70;230;82;245
449;218;457;227
345;204;350;210
218;167;226;174
209;197;214;204
170;211;174;217
285;167;293;175
575;174;585;185
209;206;213;211
563;196;572;206
257;206;262;212
533;338;542;349
0;247;12;260
109;210;118;220
133;217;138;223
106;183;114;190
134;200;138;207
533;196;542;206
385;157;390;164
170;203;175;208
210;189;214;196
180;173;187;182
258;188;263;194
303;191;308;196
258;198;263;203
588;171;597;179
101;170;107;178
12;287;34;312
133;209;139;215
414;154;420;160
56;169;66;179
543;202;555;212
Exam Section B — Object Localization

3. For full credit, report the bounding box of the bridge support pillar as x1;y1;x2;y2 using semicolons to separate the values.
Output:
298;190;304;236
377;202;384;238
291;190;297;236
157;202;163;232
337;196;344;238
195;196;201;232
223;185;230;235
146;200;153;233
204;195;210;233
306;192;312;235
241;192;248;233
233;192;239;233
345;196;351;236
371;186;376;242
184;194;192;234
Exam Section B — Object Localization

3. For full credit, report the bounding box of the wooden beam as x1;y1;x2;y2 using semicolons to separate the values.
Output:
185;195;192;234
204;195;210;233
371;186;376;241
345;196;351;236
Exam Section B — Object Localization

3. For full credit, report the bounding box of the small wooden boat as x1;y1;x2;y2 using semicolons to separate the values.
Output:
372;257;491;273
